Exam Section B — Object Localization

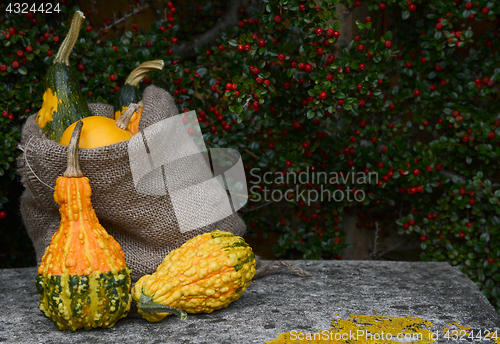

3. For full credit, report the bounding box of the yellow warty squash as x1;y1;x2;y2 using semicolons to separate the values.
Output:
36;121;132;331
132;230;256;322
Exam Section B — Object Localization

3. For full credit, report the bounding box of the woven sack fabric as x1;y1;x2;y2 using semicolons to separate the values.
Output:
17;85;246;281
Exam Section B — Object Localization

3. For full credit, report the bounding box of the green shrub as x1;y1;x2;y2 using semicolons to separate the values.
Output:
1;0;499;310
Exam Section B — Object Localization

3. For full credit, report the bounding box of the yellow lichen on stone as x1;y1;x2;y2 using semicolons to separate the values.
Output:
443;322;471;339
265;314;437;344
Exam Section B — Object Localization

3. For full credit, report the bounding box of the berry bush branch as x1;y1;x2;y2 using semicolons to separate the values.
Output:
173;0;244;58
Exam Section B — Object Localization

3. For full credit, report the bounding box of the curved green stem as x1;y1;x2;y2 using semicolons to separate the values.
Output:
115;103;139;130
138;294;187;321
125;60;165;87
64;121;83;178
54;11;85;65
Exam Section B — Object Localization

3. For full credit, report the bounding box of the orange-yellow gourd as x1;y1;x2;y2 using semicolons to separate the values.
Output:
59;103;139;148
36;121;132;331
131;230;256;323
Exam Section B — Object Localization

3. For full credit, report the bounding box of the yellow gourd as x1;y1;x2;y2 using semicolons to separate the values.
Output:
59;103;139;148
131;230;256;322
36;121;132;331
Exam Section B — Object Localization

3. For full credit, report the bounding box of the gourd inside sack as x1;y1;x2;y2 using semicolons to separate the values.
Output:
36;11;92;142
59;103;139;148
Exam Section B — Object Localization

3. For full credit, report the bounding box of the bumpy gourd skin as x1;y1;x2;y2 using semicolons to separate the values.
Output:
36;176;131;331
132;230;256;322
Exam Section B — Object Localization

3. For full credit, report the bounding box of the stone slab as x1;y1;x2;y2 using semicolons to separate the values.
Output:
0;261;499;343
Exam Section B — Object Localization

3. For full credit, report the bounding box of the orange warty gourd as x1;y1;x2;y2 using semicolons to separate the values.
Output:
59;103;139;148
36;121;132;331
131;230;256;323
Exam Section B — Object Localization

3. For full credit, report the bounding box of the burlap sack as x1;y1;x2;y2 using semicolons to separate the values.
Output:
17;85;246;281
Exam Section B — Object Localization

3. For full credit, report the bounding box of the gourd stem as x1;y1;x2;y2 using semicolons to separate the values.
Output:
54;11;85;65
116;103;139;130
125;60;165;87
64;121;84;178
138;294;187;321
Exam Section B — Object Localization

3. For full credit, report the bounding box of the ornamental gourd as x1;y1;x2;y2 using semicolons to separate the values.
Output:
36;121;132;331
131;230;256;323
59;103;138;148
114;60;164;134
36;11;93;142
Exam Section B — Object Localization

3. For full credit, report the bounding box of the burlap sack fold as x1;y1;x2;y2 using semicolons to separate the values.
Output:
17;85;246;281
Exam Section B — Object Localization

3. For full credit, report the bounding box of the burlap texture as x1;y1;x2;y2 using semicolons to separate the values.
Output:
17;85;246;281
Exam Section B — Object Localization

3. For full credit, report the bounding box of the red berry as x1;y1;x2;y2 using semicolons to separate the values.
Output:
379;3;386;10
274;15;282;23
285;160;292;168
409;3;417;11
78;64;85;71
469;198;476;205
436;23;443;30
146;41;152;47
481;7;489;14
465;2;472;9
488;258;495;264
26;45;33;53
315;28;323;36
304;64;313;73
462;135;469;143
384;40;392;48
357;44;365;52
333;31;340;38
299;4;305;11
16;50;24;57
258;39;265;47
47;50;53;57
489;131;495;139
109;74;117;81
0;211;6;219
354;0;361;6
12;61;20;69
326;29;334;37
420;235;427;242
403;223;409;230
0;64;6;72
414;89;421;97
413;169;420;176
